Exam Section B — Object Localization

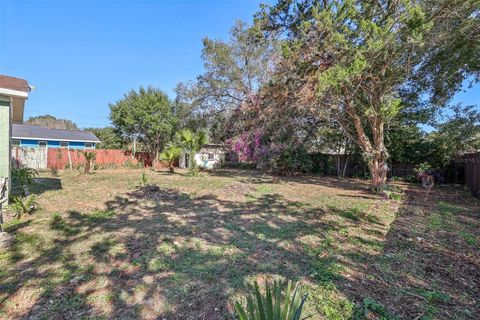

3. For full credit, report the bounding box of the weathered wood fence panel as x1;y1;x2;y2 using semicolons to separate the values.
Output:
390;163;416;178
12;147;48;170
463;153;480;198
12;148;160;170
47;149;159;169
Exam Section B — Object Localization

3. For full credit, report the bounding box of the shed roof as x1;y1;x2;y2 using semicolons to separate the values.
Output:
12;124;101;143
0;75;30;93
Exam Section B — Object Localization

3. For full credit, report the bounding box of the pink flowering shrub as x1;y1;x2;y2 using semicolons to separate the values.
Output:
229;130;266;162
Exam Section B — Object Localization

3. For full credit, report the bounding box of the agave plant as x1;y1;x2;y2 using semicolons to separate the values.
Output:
80;151;97;174
234;281;309;320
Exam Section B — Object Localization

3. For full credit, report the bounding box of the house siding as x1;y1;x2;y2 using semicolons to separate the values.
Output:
0;98;10;187
179;146;225;169
17;139;96;149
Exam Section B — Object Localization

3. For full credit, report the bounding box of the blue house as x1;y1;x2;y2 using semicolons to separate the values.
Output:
11;124;100;150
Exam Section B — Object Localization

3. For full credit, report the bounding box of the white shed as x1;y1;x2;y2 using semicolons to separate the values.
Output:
179;144;226;169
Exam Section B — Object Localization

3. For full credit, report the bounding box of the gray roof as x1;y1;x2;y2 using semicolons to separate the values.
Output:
12;124;101;143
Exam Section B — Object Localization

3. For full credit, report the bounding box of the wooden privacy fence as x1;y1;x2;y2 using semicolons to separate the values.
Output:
47;149;160;169
13;148;159;170
463;152;480;198
12;147;48;170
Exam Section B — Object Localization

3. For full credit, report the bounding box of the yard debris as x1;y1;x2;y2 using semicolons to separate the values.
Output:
131;184;186;203
223;183;255;195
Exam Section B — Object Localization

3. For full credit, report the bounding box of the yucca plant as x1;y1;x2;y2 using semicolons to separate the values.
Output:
80;151;97;174
234;281;309;320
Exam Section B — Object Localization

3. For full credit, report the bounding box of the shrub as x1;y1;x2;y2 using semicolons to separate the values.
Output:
234;280;308;320
10;194;37;219
414;162;432;177
50;167;59;176
139;172;149;187
11;166;38;196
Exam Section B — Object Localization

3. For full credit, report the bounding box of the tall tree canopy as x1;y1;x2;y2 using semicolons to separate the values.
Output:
176;20;277;142
253;0;479;189
26;115;79;130
109;87;178;163
83;127;125;150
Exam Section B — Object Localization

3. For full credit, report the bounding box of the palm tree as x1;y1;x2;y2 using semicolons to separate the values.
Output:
80;151;97;174
176;129;208;174
160;145;182;173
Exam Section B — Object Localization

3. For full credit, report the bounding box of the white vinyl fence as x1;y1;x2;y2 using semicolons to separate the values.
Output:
12;147;48;170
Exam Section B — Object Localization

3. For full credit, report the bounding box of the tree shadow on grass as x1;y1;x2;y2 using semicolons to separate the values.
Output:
336;183;480;320
1;186;341;319
30;177;63;195
3;175;478;320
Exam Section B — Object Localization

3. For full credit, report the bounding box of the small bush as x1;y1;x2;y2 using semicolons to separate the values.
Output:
139;172;149;187
50;167;59;176
10;194;37;219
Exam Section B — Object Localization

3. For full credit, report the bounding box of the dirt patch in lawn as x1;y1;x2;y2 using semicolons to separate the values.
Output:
0;169;478;319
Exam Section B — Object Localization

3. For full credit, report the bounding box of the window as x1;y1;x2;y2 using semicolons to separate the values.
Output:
11;140;20;147
208;153;214;161
60;142;69;148
38;141;47;148
84;143;93;149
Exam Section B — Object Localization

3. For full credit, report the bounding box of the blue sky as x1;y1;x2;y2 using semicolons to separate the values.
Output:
0;0;478;129
0;0;266;128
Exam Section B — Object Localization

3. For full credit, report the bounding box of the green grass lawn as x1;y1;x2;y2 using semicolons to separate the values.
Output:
0;168;478;319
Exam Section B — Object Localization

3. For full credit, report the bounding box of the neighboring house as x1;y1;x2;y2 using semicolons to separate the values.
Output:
12;124;100;150
179;144;226;169
0;75;32;200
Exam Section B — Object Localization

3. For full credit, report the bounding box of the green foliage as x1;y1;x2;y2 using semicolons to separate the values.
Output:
110;87;179;158
25;114;79;130
176;129;208;153
11;166;38;196
80;151;97;174
268;147;313;175
11;166;38;188
234;281;308;320
414;162;431;176
361;297;399;320
84;127;125;150
176;129;208;175
175;20;276;144
428;104;480;167
252;0;479;187
10;194;37;219
160;145;182;172
139;172;149;187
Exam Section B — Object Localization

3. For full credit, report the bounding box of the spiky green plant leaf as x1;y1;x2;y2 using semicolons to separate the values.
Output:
235;280;308;320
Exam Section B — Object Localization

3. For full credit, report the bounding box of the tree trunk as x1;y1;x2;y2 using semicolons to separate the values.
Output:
369;153;388;192
169;161;175;173
84;161;90;174
152;151;159;171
